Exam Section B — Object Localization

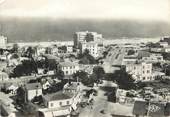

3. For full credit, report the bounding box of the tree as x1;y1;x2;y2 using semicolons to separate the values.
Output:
16;87;26;104
113;69;136;90
25;46;35;58
92;66;105;83
78;49;97;64
56;69;64;80
73;71;94;86
58;46;67;53
127;49;135;55
11;59;38;77
104;73;115;81
11;43;19;53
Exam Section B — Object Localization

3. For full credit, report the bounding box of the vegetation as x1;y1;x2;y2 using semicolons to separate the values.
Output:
78;49;97;64
104;69;136;90
11;43;19;53
92;66;105;84
58;46;67;53
162;52;170;61
10;59;38;77
73;71;94;86
127;49;135;55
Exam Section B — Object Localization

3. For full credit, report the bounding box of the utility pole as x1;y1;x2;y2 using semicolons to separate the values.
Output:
146;95;151;117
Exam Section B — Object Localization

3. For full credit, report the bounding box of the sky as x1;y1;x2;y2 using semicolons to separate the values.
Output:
0;0;170;22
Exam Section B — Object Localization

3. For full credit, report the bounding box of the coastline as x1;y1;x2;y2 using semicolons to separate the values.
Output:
7;37;161;47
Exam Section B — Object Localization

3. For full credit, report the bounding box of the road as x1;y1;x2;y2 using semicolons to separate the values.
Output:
79;81;133;117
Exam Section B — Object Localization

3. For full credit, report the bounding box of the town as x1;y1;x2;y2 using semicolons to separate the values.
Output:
0;31;170;117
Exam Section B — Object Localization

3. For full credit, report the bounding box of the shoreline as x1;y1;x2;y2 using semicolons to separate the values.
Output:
7;37;161;47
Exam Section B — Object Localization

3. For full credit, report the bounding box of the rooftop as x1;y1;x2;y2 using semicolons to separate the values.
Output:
64;82;79;90
43;91;73;101
25;82;42;90
60;61;78;67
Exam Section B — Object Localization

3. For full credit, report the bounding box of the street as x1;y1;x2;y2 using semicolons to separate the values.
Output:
79;83;133;117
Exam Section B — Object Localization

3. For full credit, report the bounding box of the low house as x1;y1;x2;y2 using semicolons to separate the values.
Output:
142;54;164;63
116;89;127;103
60;61;79;75
159;41;168;47
63;82;83;110
37;92;74;117
63;82;81;94
25;83;42;101
5;83;18;95
66;45;73;53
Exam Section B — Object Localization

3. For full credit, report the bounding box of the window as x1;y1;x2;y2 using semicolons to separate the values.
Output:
50;103;53;107
143;71;145;74
67;101;70;105
143;77;145;80
66;71;68;74
59;102;62;106
147;70;150;73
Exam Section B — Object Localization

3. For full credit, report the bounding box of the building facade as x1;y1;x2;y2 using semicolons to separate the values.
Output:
126;62;153;81
60;62;79;75
25;83;42;101
73;31;102;48
80;42;99;58
0;35;7;49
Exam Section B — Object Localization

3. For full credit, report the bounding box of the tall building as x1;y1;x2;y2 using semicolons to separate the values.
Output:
0;35;7;49
73;31;102;48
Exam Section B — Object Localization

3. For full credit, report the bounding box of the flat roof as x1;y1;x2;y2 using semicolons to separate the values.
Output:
25;82;42;90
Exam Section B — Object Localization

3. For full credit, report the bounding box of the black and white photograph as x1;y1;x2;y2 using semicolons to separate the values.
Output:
0;0;170;117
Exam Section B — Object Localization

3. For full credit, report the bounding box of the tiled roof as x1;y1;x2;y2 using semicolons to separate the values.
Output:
43;91;73;101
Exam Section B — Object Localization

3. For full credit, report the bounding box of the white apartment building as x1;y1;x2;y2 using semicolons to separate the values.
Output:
80;42;99;58
159;41;168;47
25;83;42;101
73;31;102;48
60;61;79;75
0;35;7;49
142;54;164;63
126;62;153;81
